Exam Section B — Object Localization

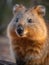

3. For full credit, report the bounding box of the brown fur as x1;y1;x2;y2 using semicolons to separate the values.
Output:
7;4;49;65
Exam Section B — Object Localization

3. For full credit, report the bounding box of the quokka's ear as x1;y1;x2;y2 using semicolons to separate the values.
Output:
13;4;26;15
33;5;46;16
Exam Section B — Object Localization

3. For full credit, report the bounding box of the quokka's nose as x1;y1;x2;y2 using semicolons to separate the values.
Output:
17;24;24;35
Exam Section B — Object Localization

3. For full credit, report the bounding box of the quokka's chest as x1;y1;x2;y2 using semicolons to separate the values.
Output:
12;39;41;55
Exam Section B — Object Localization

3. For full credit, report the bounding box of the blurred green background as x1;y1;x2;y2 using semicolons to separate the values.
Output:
0;0;49;35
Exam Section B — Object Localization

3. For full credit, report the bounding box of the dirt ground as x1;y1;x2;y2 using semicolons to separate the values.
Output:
0;36;16;63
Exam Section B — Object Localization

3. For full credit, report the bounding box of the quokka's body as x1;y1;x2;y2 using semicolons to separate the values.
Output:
7;4;49;65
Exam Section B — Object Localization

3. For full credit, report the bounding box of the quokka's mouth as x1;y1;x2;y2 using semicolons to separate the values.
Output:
15;29;23;37
15;28;28;37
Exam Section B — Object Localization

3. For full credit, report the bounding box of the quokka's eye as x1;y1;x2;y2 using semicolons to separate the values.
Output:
28;19;32;23
16;18;19;22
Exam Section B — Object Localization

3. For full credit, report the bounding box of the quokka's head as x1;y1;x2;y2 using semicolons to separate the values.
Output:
7;4;47;43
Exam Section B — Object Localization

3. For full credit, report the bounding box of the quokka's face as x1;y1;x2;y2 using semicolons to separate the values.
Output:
13;11;38;38
9;4;47;43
